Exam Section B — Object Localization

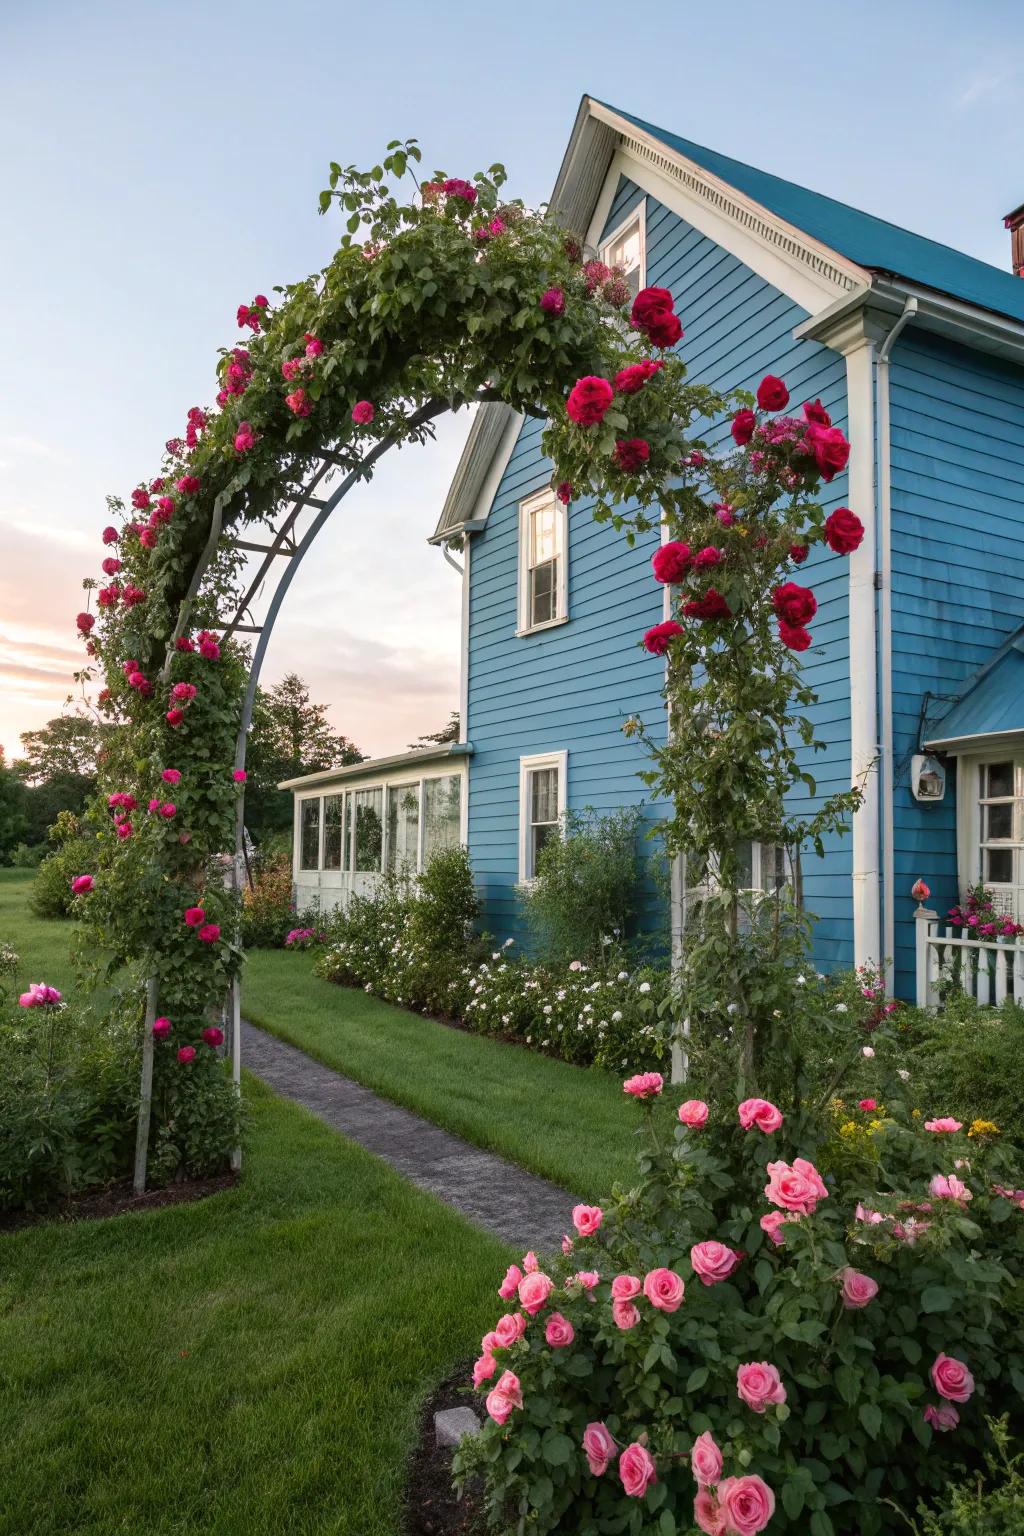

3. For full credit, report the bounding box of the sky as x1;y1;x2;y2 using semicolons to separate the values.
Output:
1;0;1022;762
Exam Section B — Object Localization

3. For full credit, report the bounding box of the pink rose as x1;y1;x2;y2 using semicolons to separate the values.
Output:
718;1474;776;1536
738;1098;784;1133
736;1361;786;1413
473;1353;497;1387
759;1210;794;1247
544;1312;574;1348
694;1489;727;1535
642;1268;685;1312
572;1203;603;1236
152;1016;172;1039
611;1274;641;1300
839;1267;879;1309
623;1071;663;1101
71;875;94;894
764;1158;828;1215
517;1271;554;1316
202;1026;224;1048
522;1251;539;1273
612;1298;640;1330
485;1369;522;1425
573;1270;600;1290
197;923;221;944
930;1174;972;1203
561;1233;574;1254
678;1099;709;1129
161;768;181;785
855;1202;885;1225
618;1442;657;1499
184;906;205;927
691;1430;723;1487
931;1353;974;1404
583;1421;616;1477
232;769;247;783
924;1117;963;1133
492;1312;527;1349
924;1402;960;1432
351;400;375;425
690;1241;742;1286
498;1264;522;1300
177;1045;196;1064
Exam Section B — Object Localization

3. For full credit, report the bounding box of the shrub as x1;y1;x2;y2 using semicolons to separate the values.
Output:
241;853;302;948
900;995;1024;1147
148;1044;245;1185
7;841;45;869
521;806;646;966
916;1419;1024;1534
409;843;478;955
454;1059;1024;1536
30;810;94;919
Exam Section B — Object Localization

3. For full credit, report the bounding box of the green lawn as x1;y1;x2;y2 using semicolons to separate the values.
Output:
0;868;77;995
243;948;642;1199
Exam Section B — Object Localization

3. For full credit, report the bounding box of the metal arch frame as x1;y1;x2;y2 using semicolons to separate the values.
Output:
133;395;459;1193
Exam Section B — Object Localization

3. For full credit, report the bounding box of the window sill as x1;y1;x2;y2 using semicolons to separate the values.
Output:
516;615;570;639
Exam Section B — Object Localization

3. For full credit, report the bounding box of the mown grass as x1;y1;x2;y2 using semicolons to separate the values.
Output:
0;867;77;994
243;948;643;1200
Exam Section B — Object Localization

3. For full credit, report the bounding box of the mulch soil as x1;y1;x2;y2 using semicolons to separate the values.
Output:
403;1362;487;1536
0;1170;238;1234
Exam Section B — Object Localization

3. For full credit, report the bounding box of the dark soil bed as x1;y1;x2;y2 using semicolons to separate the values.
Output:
0;1170;238;1233
404;1361;486;1536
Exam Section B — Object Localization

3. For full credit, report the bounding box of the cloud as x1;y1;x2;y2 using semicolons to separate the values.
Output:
955;67;1016;110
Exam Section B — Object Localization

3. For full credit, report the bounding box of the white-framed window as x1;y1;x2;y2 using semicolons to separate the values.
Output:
517;487;568;635
299;797;321;871
600;201;646;297
323;793;344;871
971;757;1024;918
518;751;567;883
682;842;791;907
353;787;384;873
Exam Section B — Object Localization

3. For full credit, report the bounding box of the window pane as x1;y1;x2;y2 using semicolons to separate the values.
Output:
985;802;1014;841
985;762;1014;798
341;793;352;872
530;560;557;626
323;794;343;870
300;799;320;871
423;775;461;861
604;216;642;296
735;839;753;890
760;844;787;893
387;783;420;873
530;502;556;566
532;820;556;872
985;847;1013;883
531;767;558;826
354;788;383;872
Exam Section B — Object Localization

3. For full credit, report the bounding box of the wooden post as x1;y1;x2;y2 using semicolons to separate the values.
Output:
669;850;688;1084
915;906;937;1010
132;975;160;1194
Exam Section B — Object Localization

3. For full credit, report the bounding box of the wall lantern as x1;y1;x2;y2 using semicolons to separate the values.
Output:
911;754;946;803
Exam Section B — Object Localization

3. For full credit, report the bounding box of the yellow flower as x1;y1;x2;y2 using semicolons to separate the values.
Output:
868;1118;885;1134
911;1108;922;1120
968;1119;1000;1138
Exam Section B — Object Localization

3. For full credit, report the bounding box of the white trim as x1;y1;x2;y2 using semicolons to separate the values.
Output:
517;486;568;636
472;409;523;523
459;537;471;743
599;198;647;289
517;750;568;884
957;755;981;900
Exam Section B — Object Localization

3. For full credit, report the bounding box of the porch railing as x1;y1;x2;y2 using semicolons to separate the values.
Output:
915;906;1024;1009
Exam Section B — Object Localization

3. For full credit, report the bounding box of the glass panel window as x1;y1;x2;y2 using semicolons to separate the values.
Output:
387;782;421;873
528;497;559;627
323;794;344;870
354;788;383;872
978;760;1024;917
423;775;461;861
527;765;560;879
341;792;353;873
601;211;644;297
299;798;320;871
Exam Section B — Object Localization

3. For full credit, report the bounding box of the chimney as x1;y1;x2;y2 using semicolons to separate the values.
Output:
1005;203;1024;277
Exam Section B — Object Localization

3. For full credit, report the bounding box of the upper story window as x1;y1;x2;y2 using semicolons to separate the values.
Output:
600;202;646;297
518;488;568;635
518;751;567;883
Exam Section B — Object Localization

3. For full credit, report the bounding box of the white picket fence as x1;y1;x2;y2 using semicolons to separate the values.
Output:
915;907;1024;1009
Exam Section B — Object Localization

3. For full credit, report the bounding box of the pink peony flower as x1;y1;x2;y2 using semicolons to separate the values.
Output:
858;1098;877;1111
517;1271;554;1316
473;1353;497;1387
184;906;205;927
544;1312;574;1348
202;1026;224;1048
642;1267;684;1312
19;983;62;1008
694;1488;727;1536
498;1264;522;1300
442;177;477;203
233;769;247;783
572;1203;603;1236
738;1098;784;1133
693;545;723;569
679;1098;709;1128
197;923;221;944
612;1298;640;1330
619;1442;657;1499
485;1369;522;1425
159;802;176;819
540;287;565;315
930;1173;972;1203
623;1071;664;1100
71;874;94;894
561;1232;574;1254
492;1312;527;1349
162;769;181;785
351;400;375;425
166;708;184;726
931;1353;974;1403
717;1474;776;1536
924;1403;960;1433
176;474;201;496
115;821;132;840
170;682;196;702
690;1240;742;1286
152;1016;172;1039
177;1045;196;1064
583;1421;616;1477
736;1361;786;1413
925;1117;963;1133
101;557;122;576
765;1157;828;1215
840;1267;879;1309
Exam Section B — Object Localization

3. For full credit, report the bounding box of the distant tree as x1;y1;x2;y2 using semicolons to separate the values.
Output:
245;673;362;843
0;746;28;862
14;715;101;783
408;711;460;749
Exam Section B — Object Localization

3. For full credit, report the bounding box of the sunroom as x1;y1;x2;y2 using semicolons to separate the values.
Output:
280;743;470;914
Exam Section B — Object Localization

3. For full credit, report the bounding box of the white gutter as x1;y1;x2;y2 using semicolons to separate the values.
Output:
876;296;918;994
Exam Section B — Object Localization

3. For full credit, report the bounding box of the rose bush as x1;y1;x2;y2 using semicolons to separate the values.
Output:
455;1068;1024;1535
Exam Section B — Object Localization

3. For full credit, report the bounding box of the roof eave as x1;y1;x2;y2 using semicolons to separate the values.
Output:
279;741;473;791
796;275;1024;364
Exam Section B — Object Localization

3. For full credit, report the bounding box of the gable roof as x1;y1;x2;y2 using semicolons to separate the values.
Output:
603;104;1024;327
923;628;1024;750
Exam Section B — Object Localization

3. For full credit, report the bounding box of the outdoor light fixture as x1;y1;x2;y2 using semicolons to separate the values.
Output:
911;754;946;803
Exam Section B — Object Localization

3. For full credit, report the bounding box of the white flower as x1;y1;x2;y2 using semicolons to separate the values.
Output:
835;1003;848;1014
726;1002;739;1016
503;937;514;948
611;1010;623;1022
862;1046;875;1058
491;951;500;960
898;1068;910;1081
569;960;582;972
543;1005;552;1016
796;974;806;985
617;971;629;981
639;982;651;994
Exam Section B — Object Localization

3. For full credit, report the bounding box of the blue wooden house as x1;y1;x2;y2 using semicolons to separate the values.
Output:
425;96;1024;1000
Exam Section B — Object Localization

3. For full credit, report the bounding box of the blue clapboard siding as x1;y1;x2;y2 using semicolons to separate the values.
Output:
466;174;853;963
889;331;1024;994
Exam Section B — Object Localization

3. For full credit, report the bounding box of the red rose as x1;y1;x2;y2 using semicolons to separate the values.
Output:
651;542;691;584
778;620;811;651
76;612;95;633
643;620;684;655
630;286;674;330
566;376;614;426
555;481;572;505
790;544;809;564
803;423;850;482
647;310;683;348
824;507;864;554
166;708;185;726
692;546;723;569
683;587;732;620
772;581;817;626
756;375;790;411
803;398;832;426
731;409;756;446
614;360;664;394
613;438;650;472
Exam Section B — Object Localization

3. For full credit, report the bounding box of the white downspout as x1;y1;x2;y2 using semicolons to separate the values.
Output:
876;297;918;993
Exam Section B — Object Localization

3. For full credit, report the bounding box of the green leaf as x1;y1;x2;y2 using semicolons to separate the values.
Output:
782;1481;805;1519
920;1285;954;1314
658;1510;676;1536
541;1430;574;1467
685;1366;709;1392
835;1364;860;1407
859;1402;882;1440
528;1475;553;1510
809;1512;835;1536
318;189;332;214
